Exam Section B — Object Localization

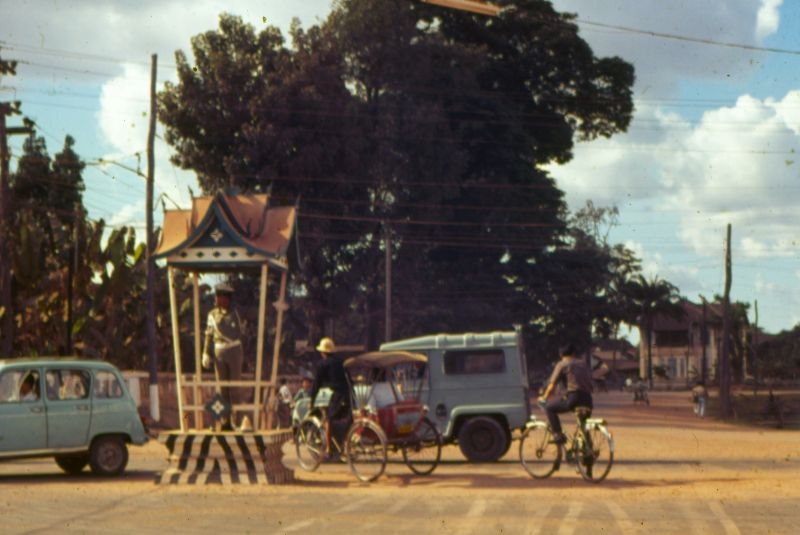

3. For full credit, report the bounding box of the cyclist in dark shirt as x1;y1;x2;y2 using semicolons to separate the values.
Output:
538;344;594;443
310;337;350;457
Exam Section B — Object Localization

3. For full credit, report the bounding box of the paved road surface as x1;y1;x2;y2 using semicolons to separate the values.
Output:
1;391;797;534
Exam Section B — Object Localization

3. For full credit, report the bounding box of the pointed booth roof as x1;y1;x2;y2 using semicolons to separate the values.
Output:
153;192;296;272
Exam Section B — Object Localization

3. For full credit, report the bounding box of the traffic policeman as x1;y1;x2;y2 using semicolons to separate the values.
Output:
202;282;244;430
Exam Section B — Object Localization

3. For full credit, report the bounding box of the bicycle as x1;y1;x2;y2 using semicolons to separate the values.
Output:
519;401;614;483
294;389;351;471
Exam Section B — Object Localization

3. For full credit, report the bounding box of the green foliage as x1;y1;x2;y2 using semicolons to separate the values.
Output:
158;2;636;351
755;325;800;380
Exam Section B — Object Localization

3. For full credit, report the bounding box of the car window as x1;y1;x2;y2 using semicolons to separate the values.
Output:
45;369;90;401
94;370;124;399
443;350;506;375
0;369;41;403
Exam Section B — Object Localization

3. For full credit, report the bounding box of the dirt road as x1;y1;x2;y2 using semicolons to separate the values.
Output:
2;390;798;534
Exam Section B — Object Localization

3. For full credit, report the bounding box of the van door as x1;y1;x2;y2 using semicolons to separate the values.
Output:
0;368;47;453
45;368;92;449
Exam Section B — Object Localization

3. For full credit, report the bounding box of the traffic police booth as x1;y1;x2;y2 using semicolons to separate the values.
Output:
153;192;296;484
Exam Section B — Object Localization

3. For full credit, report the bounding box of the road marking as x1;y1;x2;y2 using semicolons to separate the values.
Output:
606;501;637;534
524;503;552;535
337;495;376;514
557;502;583;535
708;502;741;535
357;497;410;532
458;497;488;535
679;501;708;535
276;518;314;533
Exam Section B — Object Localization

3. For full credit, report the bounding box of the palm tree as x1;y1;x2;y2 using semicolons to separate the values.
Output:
623;275;684;388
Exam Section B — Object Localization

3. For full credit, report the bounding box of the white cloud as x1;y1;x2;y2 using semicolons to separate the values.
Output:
756;0;783;40
553;91;800;260
108;202;142;228
552;0;776;93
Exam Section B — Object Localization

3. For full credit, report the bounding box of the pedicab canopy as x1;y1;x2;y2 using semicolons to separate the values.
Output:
344;351;428;370
153;192;296;271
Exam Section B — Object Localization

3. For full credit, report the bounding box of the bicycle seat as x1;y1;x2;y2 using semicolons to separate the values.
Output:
573;406;592;419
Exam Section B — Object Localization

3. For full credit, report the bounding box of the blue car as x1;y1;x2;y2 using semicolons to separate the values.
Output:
0;358;148;476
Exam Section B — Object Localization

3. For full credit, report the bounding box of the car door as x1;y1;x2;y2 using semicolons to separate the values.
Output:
45;367;92;449
0;367;47;453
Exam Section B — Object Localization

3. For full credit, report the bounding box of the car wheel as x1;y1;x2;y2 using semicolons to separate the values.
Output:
55;454;89;475
89;436;128;476
457;416;508;462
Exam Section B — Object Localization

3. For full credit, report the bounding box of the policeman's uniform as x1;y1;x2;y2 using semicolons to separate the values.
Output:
203;284;244;416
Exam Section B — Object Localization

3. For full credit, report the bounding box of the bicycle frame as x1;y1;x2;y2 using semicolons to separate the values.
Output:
520;407;614;483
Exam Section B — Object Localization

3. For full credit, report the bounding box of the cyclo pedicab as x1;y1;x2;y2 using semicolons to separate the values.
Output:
295;351;442;482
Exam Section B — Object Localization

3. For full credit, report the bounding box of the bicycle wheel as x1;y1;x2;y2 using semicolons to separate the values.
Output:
402;417;442;476
345;419;387;482
519;422;560;479
576;423;614;483
295;417;325;471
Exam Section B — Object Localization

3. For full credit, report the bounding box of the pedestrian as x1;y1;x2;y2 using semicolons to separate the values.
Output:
538;344;594;444
202;282;244;431
292;375;313;425
691;380;708;417
277;377;292;428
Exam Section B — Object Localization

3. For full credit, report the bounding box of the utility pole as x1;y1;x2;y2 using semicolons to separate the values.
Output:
719;223;733;418
700;296;707;385
145;54;160;421
384;224;392;343
752;300;759;388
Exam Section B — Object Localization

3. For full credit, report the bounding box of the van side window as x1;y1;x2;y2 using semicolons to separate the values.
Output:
46;369;90;401
94;371;124;399
443;350;506;375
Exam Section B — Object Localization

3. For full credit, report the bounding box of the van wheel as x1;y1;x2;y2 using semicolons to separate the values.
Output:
89;436;128;476
55;454;89;475
458;416;508;462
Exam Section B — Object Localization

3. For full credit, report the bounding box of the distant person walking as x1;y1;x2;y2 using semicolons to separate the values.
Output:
691;380;708;417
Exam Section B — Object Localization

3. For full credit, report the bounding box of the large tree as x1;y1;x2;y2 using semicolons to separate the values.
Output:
158;1;635;348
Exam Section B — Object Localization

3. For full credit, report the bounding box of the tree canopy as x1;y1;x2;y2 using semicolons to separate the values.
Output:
158;1;637;355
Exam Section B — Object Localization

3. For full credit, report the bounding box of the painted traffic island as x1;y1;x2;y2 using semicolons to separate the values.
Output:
157;429;294;485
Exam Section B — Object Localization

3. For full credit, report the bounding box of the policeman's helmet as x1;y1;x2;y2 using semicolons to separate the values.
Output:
214;282;234;295
315;337;336;354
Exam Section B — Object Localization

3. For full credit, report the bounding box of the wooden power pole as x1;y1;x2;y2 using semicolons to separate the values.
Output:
384;225;392;343
719;223;733;418
145;54;160;421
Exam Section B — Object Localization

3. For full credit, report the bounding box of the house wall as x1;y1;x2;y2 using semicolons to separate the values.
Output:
639;323;721;386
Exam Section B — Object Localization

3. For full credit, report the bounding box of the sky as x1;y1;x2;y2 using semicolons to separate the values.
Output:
1;0;799;337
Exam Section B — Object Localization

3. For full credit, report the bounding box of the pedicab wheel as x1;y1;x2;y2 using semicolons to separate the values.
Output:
576;423;614;483
402;417;442;476
345;418;387;483
295;417;325;471
519;422;560;479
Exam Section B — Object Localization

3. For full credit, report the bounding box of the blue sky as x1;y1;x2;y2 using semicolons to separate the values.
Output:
2;0;799;337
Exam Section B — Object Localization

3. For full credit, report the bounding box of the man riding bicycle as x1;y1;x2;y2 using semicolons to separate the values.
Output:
538;344;594;444
310;337;351;459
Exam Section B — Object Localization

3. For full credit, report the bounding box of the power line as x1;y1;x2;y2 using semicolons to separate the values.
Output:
0;40;178;70
575;18;800;57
